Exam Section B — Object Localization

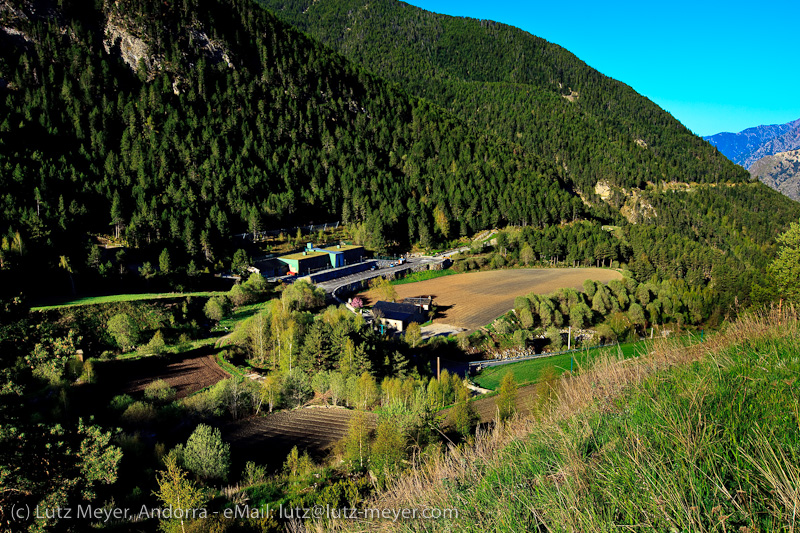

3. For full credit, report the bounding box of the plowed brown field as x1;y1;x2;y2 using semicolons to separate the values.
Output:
224;408;377;467
365;268;622;330
110;350;230;399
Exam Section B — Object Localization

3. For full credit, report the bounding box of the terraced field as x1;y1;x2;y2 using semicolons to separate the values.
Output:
224;407;377;467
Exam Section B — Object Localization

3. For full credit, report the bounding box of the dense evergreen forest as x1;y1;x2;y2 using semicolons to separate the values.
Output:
258;0;800;304
258;0;748;190
0;0;583;297
1;0;799;308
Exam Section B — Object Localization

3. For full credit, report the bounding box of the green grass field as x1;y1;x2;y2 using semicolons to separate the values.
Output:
472;341;641;390
31;291;225;311
391;268;456;285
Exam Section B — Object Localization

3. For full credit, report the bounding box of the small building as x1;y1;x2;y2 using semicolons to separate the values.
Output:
372;301;426;332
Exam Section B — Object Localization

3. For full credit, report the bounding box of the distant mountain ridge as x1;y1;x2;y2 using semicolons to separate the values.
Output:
705;118;800;168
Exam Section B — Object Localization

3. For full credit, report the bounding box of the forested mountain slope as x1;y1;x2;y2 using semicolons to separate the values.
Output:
257;0;800;309
0;0;584;294
259;0;749;193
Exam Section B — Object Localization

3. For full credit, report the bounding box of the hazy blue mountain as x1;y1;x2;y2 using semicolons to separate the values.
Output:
705;118;800;168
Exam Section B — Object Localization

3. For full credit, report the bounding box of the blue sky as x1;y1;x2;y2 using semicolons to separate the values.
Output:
405;0;800;136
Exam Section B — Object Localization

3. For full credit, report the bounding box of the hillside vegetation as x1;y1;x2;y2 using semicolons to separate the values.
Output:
0;0;580;296
258;0;800;310
358;307;800;531
261;0;747;192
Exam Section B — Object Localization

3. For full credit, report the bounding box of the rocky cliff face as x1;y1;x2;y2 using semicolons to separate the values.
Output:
749;149;800;202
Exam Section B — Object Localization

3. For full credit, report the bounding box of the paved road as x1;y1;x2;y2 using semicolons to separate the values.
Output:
316;256;443;299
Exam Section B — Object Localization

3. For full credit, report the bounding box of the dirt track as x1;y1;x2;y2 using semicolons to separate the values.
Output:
367;268;623;330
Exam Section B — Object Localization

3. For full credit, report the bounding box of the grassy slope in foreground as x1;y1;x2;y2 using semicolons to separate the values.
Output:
364;308;800;531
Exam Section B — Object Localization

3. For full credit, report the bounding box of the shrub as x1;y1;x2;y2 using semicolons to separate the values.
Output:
121;401;157;426
107;313;140;350
495;372;517;422
545;327;563;350
110;394;134;412
243;461;268;486
144;379;176;404
183;424;231;480
138;330;166;356
452;383;478;437
204;296;231;322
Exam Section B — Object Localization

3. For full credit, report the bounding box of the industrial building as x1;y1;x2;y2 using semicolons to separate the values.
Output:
278;243;366;276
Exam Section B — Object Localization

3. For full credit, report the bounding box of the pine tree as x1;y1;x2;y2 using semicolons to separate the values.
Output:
159;248;171;273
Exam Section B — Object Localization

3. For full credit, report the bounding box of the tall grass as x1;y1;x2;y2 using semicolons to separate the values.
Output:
348;306;800;532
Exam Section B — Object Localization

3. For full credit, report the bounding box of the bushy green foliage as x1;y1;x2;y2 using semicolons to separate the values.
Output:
203;296;230;322
770;219;800;305
25;331;81;385
281;281;325;312
183;424;231;481
144;379;176;404
110;394;135;412
0;421;122;532
107;313;141;350
138;330;166;356
282;368;312;407
495;372;518;421
451;381;478;437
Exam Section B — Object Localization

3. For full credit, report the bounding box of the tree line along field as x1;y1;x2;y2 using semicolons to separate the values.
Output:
367;268;623;330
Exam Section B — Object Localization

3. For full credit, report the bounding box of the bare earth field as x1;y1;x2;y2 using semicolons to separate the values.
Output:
224;407;377;467
109;350;230;399
366;268;623;330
